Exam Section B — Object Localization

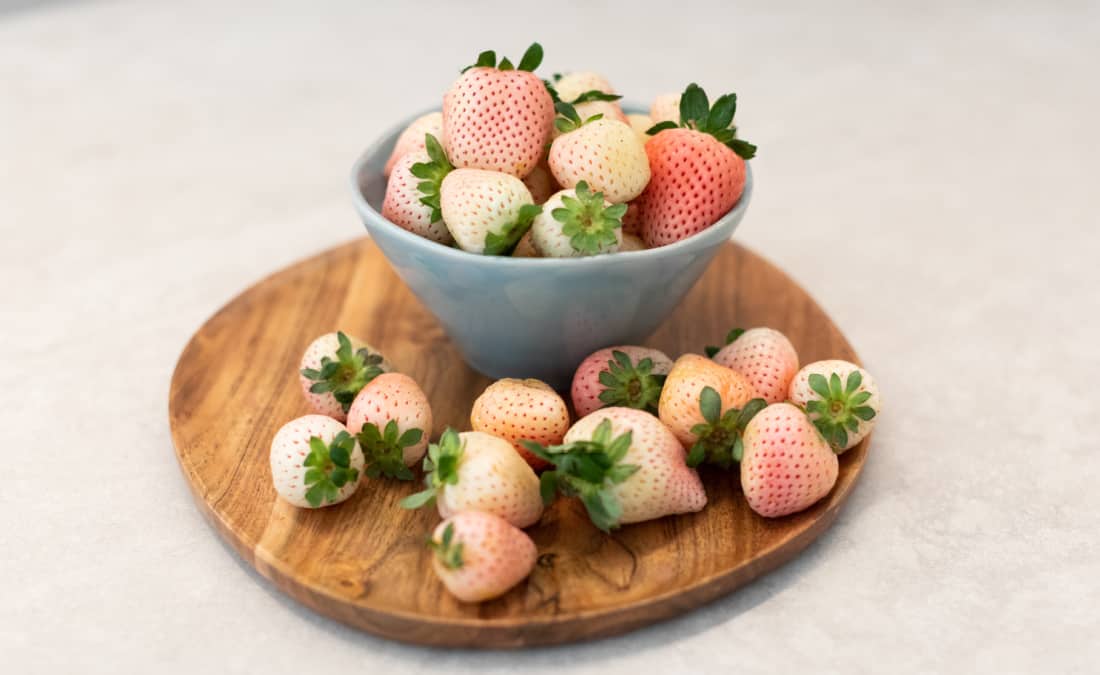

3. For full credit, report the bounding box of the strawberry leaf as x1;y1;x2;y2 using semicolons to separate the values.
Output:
802;368;876;452
646;121;678;136
571;90;622;104
550;181;624;255
517;42;543;72
679;83;709;128
427;522;465;570
689;392;767;470
357;421;422;481
408;133;453;223
301;431;360;507
483;204;542;255
299;332;386;413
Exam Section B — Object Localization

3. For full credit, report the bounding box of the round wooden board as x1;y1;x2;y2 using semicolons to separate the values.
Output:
169;238;870;648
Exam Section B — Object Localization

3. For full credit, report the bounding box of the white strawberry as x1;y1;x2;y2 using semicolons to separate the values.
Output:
270;415;364;508
384;111;444;177
525;408;707;530
299;332;392;422
626;113;654;143
428;511;537;603
550;71;615;103
381;136;454;245
530;182;626;258
401;429;543;528
439;168;542;255
548;103;650;204
650;92;680;124
788;360;881;453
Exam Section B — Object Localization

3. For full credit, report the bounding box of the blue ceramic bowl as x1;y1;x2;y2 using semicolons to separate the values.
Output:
350;108;753;390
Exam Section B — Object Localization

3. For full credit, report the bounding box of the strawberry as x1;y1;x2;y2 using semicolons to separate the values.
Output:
521;159;558;204
525;408;707;530
637;83;756;247
740;403;838;517
619;202;640;236
658;353;758;448
470;378;570;470
788;360;880;453
401;429;543;528
547;84;627;139
381;137;455;245
530;182;626;257
649;92;680;124
626;113;654;143
299;332;391;422
428;511;537;603
346;373;432;480
384;111;444;177
548;103;650;204
620;233;645;251
270;415;364;508
512;231;540;258
570;346;672;418
442;43;554;179
438;168;542;255
709;327;800;405
549;71;615;103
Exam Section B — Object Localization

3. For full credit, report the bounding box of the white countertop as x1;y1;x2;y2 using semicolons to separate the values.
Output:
2;1;1097;673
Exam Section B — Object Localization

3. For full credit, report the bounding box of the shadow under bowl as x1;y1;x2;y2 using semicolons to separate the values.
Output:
350;108;753;390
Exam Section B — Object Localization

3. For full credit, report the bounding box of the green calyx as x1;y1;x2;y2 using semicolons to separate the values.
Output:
645;83;757;159
596;349;666;414
704;327;746;358
300;332;386;413
427;522;464;570
408;134;453;223
685;387;767;469
461;42;543;73
552;181;626;255
554;101;604;134
571;90;622;104
357;420;423;481
302;431;361;507
805;371;876;452
399;428;464;509
522;419;640;532
484;203;542;255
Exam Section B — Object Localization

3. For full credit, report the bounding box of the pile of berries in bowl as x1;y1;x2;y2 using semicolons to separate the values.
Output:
350;43;758;385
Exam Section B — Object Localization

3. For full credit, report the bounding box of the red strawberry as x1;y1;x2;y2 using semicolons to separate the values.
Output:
381;138;454;245
710;327;800;405
438;168;541;255
570;346;673;418
428;511;537;603
788;360;881;453
658;353;758;448
299;332;392;422
525;407;707;530
470;378;570;470
548;103;650;204
401;429;543;528
384;111;444;177
530;182;626;258
270;415;364;508
637;83;756;248
346;373;432;480
740;403;838;517
442;44;554;179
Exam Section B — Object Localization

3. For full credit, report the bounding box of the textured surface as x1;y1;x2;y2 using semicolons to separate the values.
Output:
2;0;1098;672
168;239;870;646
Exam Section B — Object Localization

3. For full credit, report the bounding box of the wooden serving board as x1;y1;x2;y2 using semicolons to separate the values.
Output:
168;238;870;648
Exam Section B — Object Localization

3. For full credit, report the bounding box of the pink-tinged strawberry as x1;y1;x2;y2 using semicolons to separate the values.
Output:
530;182;626;258
740;402;838;517
512;231;539;258
442;43;554;179
346;372;432;480
525;408;707;530
381;137;454;245
522;159;558;204
683;386;767;469
299;332;392;422
620;233;646;251
428;511;537;603
709;327;800;405
788;360;880;453
571;346;673;418
548;103;650;204
626;113;654;143
550;71;616;103
638;83;756;248
546;86;627;139
439;168;542;255
658;353;758;448
401;429;543;528
470;378;569;470
270;415;364;508
649;92;680;124
384;111;444;177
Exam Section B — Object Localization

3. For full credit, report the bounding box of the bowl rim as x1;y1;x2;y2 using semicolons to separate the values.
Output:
349;105;753;268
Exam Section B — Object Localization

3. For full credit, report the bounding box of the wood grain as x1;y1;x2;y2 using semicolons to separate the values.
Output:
168;238;870;648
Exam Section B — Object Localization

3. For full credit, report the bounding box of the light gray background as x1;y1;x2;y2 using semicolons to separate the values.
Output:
2;1;1097;673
